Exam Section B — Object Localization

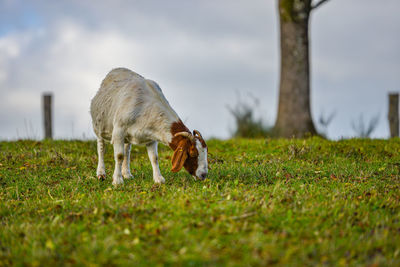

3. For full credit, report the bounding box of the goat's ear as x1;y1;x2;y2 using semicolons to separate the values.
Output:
171;141;189;172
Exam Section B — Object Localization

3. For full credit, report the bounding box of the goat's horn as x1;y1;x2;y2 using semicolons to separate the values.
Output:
193;130;203;139
174;131;195;142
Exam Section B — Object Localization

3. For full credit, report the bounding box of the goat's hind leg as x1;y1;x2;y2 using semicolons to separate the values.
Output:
122;143;133;179
96;138;106;181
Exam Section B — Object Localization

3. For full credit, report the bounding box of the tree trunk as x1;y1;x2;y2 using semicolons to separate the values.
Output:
274;0;317;138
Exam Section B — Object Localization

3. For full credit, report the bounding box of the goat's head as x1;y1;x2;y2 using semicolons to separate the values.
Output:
171;130;208;180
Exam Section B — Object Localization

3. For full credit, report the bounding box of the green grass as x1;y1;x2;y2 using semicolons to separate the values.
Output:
1;138;400;266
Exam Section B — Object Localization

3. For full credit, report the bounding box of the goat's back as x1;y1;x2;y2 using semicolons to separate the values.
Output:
90;68;178;141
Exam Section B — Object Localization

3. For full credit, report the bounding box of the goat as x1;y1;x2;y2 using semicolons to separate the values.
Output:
90;68;208;185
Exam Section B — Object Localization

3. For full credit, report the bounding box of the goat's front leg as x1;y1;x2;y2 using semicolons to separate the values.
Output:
122;143;133;179
96;138;106;181
112;130;125;185
146;141;165;184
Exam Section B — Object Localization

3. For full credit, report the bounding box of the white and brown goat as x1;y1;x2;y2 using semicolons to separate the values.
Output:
90;68;208;185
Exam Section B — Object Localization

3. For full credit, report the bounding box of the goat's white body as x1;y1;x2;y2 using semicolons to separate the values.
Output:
91;68;179;146
90;68;180;185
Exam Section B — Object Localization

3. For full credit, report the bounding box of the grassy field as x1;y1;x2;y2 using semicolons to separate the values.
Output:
0;138;399;266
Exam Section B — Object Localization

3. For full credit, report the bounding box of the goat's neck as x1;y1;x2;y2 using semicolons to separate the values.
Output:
165;120;191;151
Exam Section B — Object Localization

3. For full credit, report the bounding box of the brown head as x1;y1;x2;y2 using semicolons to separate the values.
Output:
170;129;208;180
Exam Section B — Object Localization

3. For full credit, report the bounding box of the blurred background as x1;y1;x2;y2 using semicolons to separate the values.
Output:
0;0;399;140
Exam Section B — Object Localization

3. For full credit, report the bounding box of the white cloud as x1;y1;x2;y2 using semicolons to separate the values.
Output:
0;0;399;140
0;38;20;58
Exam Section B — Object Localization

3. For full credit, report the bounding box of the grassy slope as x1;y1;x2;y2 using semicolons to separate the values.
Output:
0;138;399;266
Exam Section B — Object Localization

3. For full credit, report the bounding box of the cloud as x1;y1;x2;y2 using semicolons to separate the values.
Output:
0;0;399;140
310;0;400;138
0;0;278;139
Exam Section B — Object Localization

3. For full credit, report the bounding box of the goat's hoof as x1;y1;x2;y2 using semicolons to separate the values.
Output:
112;176;124;186
154;176;165;184
122;172;133;180
97;174;106;181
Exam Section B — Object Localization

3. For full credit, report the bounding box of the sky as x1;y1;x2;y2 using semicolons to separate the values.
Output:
0;0;399;140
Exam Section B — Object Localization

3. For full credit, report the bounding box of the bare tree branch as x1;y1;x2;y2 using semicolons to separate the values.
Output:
311;0;331;10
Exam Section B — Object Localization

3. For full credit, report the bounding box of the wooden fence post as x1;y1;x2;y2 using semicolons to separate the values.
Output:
43;93;53;139
388;93;399;138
